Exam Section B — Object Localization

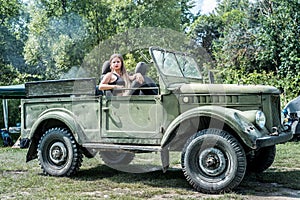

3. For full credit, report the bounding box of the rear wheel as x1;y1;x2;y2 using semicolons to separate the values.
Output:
37;128;82;176
181;129;247;194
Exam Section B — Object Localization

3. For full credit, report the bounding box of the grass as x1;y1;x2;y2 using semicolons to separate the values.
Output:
0;142;300;199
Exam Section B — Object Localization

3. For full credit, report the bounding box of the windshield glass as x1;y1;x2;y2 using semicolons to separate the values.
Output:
151;48;202;82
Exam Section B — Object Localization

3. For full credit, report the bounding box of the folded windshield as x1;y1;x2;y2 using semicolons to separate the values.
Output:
150;47;202;85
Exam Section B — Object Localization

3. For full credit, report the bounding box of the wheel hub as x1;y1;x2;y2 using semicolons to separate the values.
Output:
49;142;67;165
199;148;226;176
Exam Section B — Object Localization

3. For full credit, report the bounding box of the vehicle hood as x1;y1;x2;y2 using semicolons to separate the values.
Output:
176;83;280;94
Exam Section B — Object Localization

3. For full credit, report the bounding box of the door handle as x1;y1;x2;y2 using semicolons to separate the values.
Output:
102;107;109;111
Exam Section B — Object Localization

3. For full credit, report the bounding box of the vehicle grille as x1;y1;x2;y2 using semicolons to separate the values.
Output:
271;94;281;128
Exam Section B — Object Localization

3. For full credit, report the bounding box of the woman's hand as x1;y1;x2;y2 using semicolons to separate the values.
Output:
135;73;144;84
113;85;124;89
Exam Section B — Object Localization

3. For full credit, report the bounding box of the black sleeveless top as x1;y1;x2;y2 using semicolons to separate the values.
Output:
108;73;125;86
108;73;125;95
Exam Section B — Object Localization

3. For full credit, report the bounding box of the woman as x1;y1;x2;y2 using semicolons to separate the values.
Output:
99;54;144;96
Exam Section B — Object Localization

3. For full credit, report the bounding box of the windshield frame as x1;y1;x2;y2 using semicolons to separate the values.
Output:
149;47;203;87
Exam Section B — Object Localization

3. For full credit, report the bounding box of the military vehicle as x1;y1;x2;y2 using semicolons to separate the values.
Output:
19;47;292;193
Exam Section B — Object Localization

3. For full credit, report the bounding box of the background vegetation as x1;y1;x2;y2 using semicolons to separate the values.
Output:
1;0;300;127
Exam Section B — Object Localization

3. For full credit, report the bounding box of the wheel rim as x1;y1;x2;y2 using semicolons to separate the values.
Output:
198;147;226;176
49;141;67;165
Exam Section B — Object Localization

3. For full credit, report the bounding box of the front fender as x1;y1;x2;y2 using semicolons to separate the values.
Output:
161;106;261;149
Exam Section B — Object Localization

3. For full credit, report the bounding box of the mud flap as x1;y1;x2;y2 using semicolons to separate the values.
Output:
161;146;169;172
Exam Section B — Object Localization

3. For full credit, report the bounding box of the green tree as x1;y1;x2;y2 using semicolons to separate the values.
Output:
73;0;112;44
255;0;300;76
213;0;300;77
24;0;196;79
24;1;92;79
0;0;28;74
188;14;221;56
189;0;300;100
107;0;195;33
219;0;300;100
0;0;21;25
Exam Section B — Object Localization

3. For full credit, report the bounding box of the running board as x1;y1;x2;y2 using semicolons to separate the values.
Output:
82;143;162;152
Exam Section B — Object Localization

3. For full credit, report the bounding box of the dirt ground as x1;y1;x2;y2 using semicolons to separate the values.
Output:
147;183;300;200
149;168;300;200
237;182;300;200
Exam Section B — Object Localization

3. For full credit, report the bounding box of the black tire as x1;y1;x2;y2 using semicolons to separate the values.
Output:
100;151;135;165
37;128;83;176
181;129;247;194
247;145;276;173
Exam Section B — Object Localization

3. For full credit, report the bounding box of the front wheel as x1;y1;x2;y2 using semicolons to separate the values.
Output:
37;128;83;176
181;129;247;194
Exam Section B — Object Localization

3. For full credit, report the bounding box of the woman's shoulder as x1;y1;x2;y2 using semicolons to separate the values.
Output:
101;72;114;82
104;72;115;78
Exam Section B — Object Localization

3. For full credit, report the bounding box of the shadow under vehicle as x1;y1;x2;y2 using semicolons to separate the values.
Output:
13;47;293;194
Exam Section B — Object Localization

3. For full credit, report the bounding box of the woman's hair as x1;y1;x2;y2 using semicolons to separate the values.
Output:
109;53;130;89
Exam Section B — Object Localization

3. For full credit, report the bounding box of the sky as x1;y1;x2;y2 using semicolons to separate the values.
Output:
192;0;258;14
192;0;218;15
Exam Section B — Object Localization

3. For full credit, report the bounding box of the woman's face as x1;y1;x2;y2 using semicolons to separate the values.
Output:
111;57;122;71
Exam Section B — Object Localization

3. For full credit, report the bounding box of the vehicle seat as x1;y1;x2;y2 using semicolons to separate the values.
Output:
96;61;111;96
130;62;158;95
101;60;111;79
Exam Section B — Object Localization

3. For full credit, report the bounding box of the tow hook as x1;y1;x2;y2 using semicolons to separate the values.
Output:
269;127;279;136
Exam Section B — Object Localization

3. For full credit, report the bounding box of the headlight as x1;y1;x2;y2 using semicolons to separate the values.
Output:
255;111;266;129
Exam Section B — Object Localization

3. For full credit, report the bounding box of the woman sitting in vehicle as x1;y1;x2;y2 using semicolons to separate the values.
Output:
99;54;144;96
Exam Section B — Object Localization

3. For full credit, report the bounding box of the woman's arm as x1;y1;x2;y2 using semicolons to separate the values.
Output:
99;73;123;90
129;73;144;84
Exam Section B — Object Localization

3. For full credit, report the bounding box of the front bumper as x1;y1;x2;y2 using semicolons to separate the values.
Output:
256;130;293;148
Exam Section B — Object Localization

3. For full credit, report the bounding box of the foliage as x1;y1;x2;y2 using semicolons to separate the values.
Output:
0;0;40;128
255;0;300;76
0;0;21;25
189;0;300;101
24;12;90;79
107;0;194;32
0;23;25;72
23;0;196;80
188;14;221;56
24;3;92;79
0;0;28;75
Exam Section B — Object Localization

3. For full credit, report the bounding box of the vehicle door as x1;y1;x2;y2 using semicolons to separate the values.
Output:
101;93;164;145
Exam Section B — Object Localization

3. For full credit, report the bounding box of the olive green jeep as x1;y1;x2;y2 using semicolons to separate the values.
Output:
21;47;292;194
